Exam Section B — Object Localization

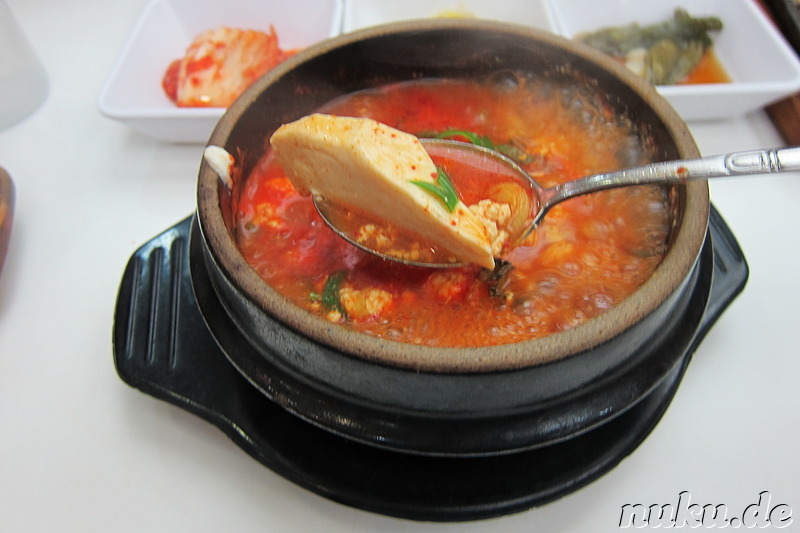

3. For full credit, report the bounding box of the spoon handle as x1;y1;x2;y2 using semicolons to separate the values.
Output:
543;146;800;207
689;146;800;178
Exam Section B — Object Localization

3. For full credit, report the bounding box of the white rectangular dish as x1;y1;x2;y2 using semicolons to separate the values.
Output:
343;0;554;33
98;0;343;143
544;0;800;120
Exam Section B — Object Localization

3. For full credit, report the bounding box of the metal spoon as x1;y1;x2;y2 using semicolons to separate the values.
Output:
311;139;800;268
204;141;800;269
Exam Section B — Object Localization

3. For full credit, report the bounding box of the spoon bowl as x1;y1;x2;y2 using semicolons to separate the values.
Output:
311;138;539;268
313;140;800;268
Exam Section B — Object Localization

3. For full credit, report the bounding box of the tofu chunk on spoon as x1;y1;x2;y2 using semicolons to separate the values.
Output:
269;114;496;269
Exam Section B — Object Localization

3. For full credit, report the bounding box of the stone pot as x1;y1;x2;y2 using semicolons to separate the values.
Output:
194;19;709;456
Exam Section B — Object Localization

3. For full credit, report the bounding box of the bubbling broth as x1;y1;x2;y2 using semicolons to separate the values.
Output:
235;75;672;347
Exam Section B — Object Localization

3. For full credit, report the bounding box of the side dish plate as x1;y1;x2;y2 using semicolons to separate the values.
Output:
342;0;554;33
97;0;343;143
99;0;800;141
544;0;800;120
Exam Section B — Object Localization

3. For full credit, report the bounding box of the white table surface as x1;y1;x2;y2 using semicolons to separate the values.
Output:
1;1;798;531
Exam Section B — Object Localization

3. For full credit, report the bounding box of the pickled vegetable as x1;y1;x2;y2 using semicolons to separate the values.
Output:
576;9;725;85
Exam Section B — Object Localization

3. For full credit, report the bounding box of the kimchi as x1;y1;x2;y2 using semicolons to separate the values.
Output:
162;26;296;108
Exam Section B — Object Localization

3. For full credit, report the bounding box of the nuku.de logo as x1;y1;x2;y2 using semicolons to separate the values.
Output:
619;491;793;529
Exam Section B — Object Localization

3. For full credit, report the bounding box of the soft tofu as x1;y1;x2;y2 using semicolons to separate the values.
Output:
269;114;496;269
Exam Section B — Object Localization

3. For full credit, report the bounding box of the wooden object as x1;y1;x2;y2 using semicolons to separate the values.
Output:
0;167;15;276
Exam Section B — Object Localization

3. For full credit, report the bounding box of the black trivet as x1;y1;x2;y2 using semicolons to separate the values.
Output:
113;206;747;521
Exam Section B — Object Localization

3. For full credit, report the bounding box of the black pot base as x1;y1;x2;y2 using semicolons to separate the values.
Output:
113;206;747;522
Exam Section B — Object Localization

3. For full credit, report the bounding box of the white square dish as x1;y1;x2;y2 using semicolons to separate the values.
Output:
343;0;554;33
544;0;800;120
98;0;343;143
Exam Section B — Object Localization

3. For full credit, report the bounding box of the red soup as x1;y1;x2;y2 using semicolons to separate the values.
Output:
235;76;672;347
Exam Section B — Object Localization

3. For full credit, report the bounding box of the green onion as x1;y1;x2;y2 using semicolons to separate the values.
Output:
321;271;347;315
411;167;460;213
433;129;495;149
430;129;533;165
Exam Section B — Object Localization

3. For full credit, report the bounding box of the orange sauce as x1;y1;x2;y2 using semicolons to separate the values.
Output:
679;50;731;85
